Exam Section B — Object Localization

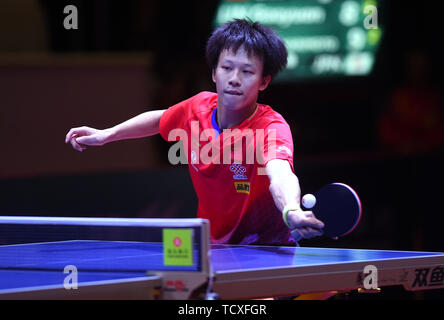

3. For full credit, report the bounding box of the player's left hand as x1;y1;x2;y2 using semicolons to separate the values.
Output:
287;209;324;239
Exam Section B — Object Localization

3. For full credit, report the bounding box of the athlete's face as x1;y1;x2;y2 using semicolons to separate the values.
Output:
212;46;271;111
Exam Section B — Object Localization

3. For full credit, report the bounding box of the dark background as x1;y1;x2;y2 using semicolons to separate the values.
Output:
0;0;443;286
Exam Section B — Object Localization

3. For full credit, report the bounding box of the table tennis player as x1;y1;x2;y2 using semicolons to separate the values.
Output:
65;19;324;245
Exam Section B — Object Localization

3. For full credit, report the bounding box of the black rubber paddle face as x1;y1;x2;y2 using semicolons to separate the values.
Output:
312;183;362;238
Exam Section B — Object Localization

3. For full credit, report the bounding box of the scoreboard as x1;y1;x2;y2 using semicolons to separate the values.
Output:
214;0;383;81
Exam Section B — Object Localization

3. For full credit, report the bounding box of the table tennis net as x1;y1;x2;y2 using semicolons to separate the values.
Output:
0;217;210;273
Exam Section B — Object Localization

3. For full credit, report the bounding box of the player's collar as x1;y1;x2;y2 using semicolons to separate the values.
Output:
246;104;258;122
213;104;258;132
211;108;221;138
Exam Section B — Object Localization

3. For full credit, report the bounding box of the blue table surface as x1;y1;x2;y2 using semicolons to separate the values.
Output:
1;240;443;292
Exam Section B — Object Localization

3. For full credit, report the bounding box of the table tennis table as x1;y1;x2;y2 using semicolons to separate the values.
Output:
1;216;444;300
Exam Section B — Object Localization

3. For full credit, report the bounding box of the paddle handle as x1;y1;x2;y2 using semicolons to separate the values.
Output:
290;193;317;242
290;228;303;242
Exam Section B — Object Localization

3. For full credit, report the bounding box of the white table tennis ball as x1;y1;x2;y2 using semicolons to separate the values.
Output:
302;194;316;209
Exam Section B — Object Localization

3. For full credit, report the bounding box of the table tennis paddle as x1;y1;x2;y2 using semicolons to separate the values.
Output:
291;183;362;241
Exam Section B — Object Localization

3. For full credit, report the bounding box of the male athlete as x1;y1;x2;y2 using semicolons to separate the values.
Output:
65;19;324;245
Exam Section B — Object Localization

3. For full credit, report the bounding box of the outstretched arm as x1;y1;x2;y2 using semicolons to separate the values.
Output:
65;110;165;151
265;159;324;240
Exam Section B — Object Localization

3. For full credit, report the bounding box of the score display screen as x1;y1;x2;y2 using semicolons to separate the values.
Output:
214;0;383;81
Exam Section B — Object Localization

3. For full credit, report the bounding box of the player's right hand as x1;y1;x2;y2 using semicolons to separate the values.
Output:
287;209;324;240
65;126;111;152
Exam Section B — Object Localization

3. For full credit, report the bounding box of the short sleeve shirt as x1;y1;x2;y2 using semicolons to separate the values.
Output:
159;91;296;245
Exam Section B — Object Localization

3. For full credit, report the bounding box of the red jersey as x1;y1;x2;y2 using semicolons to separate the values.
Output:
159;91;295;245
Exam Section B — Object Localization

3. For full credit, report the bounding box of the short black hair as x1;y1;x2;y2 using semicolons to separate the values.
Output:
206;19;287;79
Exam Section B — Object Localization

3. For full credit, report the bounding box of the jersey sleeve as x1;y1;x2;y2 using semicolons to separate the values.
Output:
159;95;195;142
262;121;295;171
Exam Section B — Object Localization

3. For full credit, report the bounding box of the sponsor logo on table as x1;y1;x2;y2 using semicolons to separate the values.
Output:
411;266;444;289
165;279;188;292
356;265;444;290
